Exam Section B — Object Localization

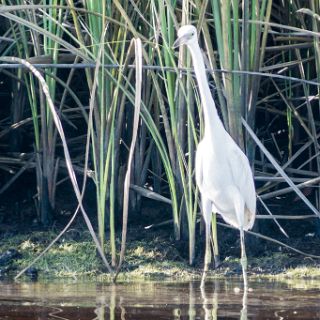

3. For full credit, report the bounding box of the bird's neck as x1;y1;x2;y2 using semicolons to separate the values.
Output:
188;42;224;140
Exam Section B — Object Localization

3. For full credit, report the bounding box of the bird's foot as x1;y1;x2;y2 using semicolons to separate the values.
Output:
200;271;207;288
240;256;248;271
241;256;248;290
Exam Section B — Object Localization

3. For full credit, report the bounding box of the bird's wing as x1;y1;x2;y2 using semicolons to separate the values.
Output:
228;143;256;229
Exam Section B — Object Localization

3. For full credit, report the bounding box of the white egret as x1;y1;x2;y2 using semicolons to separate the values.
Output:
173;25;256;289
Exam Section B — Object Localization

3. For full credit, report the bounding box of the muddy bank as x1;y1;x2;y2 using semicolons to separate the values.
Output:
0;223;320;281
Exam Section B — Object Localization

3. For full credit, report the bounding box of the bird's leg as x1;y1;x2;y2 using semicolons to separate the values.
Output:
233;192;248;290
240;228;248;290
201;197;212;288
201;221;211;288
211;213;220;268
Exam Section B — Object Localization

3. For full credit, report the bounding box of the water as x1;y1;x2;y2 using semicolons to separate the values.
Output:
0;279;320;319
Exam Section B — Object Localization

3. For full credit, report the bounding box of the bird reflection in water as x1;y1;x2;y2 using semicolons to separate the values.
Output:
92;282;248;320
200;282;248;320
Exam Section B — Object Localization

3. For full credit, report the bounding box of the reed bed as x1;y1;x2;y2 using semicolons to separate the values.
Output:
0;0;319;272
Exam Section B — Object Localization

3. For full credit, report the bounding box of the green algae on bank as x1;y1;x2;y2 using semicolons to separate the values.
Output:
1;230;320;281
276;267;320;279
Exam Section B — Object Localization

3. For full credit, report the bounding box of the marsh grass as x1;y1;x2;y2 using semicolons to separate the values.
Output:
0;0;319;275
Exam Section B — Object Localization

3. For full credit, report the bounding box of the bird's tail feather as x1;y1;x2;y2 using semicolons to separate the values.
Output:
244;207;255;231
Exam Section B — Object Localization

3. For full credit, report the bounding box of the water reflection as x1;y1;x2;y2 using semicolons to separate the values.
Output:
240;290;247;320
92;281;248;320
200;282;218;320
0;279;320;319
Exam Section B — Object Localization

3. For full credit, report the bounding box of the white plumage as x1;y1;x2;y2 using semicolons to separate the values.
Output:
173;25;256;289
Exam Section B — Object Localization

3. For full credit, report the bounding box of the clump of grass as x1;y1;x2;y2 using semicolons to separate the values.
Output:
14;232;102;278
127;261;197;280
281;267;320;279
0;231;100;278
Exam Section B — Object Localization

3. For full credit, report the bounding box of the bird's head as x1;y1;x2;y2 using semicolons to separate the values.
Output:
173;25;197;48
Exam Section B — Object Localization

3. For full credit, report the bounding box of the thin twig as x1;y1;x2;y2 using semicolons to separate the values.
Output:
130;184;172;205
261;176;320;200
0;63;319;87
257;196;289;238
256;215;317;220
114;38;142;281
